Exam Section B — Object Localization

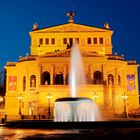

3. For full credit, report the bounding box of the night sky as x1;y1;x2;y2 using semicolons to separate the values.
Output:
0;0;140;86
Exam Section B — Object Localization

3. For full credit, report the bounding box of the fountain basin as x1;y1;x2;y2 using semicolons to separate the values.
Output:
54;97;96;122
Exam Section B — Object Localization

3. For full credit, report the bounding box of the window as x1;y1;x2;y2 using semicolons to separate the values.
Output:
75;38;79;44
54;72;64;85
45;38;49;45
99;37;104;44
30;75;36;89
23;76;26;91
41;71;50;85
87;38;91;44
93;71;103;84
63;38;67;44
51;38;55;45
108;74;114;85
69;38;73;45
39;38;43;45
93;38;97;44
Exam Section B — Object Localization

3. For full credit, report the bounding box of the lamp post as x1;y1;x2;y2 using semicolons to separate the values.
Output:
121;93;128;118
93;92;99;103
17;94;23;116
46;92;52;119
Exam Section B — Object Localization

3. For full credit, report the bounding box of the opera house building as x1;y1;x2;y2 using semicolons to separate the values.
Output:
4;13;139;119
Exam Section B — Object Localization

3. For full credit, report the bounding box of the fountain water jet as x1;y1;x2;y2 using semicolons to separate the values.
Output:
69;43;85;97
54;43;101;122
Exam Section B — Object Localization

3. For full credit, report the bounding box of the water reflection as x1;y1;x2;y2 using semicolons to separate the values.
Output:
1;126;140;139
0;126;79;139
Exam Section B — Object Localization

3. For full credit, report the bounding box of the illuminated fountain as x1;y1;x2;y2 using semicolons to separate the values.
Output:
54;43;101;122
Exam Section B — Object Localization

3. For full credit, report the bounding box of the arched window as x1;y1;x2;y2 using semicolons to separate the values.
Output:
55;72;64;85
30;75;36;88
93;71;103;84
41;71;50;85
118;75;121;86
108;74;114;85
23;76;26;91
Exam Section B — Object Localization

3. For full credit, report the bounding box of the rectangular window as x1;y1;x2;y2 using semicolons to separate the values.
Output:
75;38;79;44
51;38;55;45
63;38;67;44
93;38;97;44
39;38;43;45
87;38;91;44
45;38;49;45
69;38;73;45
99;37;104;44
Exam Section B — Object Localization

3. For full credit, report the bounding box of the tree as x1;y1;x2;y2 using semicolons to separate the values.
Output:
0;69;6;96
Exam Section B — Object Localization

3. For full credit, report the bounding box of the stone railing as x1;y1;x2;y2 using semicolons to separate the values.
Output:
127;60;137;65
107;55;124;61
6;62;17;66
19;55;36;62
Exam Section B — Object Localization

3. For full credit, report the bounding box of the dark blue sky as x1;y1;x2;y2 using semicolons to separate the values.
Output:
0;0;140;79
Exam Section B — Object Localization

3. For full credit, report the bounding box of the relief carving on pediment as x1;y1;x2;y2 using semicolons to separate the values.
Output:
44;24;100;32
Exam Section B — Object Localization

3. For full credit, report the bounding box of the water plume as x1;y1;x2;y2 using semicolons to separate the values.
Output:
69;43;85;97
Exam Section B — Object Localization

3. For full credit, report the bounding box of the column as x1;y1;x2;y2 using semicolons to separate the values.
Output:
63;65;67;85
108;85;113;107
38;64;42;85
115;68;118;86
101;64;104;84
89;64;93;84
50;64;54;85
102;64;106;83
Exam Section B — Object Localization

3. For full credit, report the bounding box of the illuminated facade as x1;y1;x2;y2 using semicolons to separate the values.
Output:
5;13;139;119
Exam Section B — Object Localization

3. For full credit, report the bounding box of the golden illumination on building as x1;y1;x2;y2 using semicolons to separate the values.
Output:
4;12;139;119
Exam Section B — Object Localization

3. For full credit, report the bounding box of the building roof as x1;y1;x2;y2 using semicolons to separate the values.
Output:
30;22;113;34
38;48;103;58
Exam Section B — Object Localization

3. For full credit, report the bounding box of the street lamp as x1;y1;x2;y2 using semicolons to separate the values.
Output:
0;96;4;103
17;94;23;115
93;92;99;103
121;92;128;118
46;92;52;119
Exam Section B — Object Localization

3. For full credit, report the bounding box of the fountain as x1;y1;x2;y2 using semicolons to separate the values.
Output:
54;43;101;122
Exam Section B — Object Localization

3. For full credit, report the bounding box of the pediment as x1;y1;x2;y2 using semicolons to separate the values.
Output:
32;23;112;33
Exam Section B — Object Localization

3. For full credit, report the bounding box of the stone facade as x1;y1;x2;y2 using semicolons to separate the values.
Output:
4;15;139;119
